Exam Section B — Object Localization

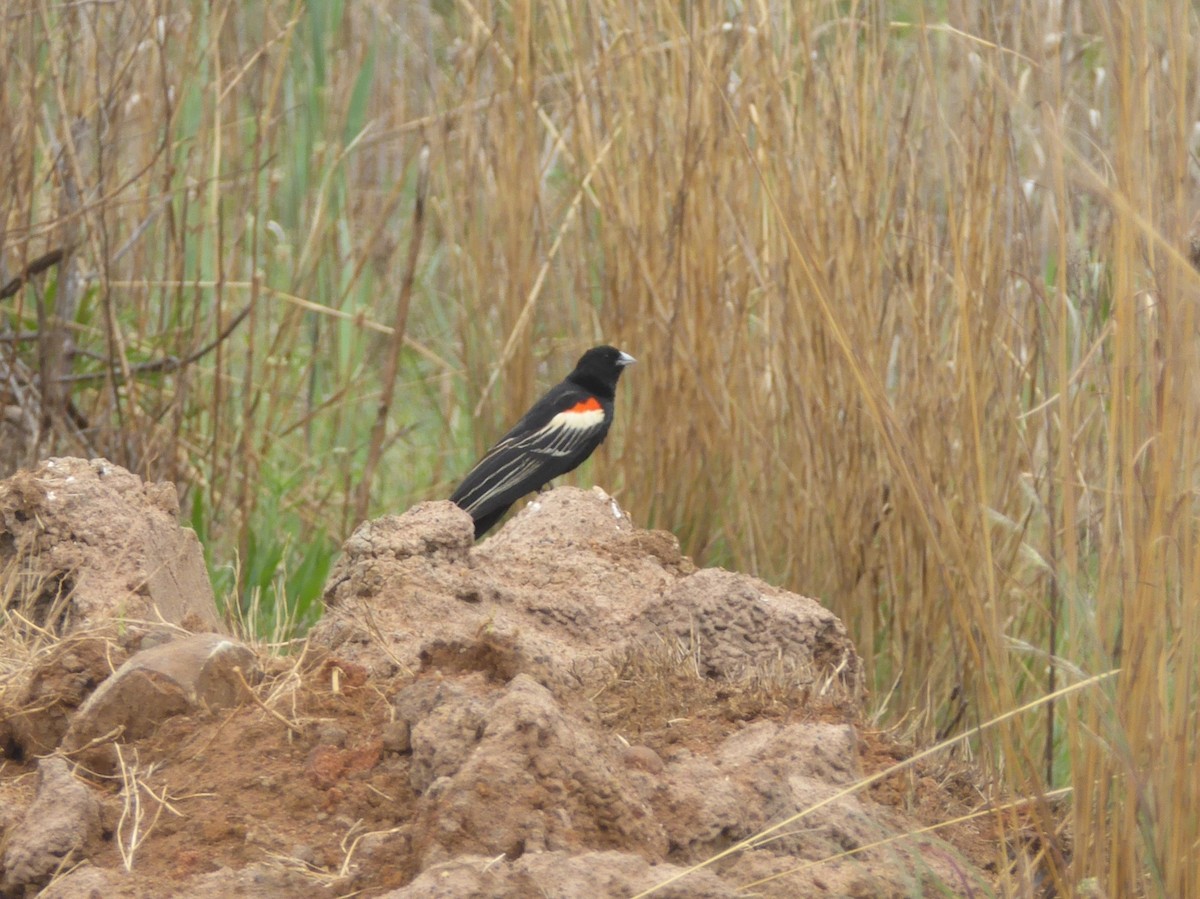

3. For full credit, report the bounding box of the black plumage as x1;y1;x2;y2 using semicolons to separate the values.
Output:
451;345;636;538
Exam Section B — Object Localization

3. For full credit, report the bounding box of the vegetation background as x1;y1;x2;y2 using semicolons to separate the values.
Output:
2;0;1198;894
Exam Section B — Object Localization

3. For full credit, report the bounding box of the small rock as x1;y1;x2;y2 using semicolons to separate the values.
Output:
381;719;411;753
622;744;664;775
62;633;259;754
314;723;349;747
352;829;409;866
291;844;317;866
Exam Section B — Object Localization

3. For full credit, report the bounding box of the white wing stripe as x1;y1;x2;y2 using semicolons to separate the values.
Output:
457;456;541;514
497;407;605;456
455;404;609;512
546;406;605;432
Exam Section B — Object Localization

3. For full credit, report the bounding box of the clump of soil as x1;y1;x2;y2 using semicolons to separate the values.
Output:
0;461;1018;897
0;457;218;635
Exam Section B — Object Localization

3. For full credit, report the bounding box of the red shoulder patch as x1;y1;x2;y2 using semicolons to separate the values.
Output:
567;397;603;413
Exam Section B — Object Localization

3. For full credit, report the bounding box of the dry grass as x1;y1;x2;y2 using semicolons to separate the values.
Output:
2;0;1199;894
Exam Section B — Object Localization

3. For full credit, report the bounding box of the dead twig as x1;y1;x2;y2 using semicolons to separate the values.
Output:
57;302;253;384
0;248;68;300
354;144;430;523
234;665;305;737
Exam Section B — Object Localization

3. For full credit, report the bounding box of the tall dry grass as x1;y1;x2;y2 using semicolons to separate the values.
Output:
2;0;1198;893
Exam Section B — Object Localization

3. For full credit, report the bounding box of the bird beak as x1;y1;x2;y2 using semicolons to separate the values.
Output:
617;351;636;367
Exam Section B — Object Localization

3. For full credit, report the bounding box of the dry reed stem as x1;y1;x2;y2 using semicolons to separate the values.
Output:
114;745;186;873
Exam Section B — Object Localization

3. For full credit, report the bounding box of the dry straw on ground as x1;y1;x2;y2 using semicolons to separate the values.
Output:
2;1;1198;895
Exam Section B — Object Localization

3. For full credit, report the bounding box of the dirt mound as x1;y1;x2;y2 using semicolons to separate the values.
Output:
0;457;219;634
0;462;1000;897
316;487;859;695
0;458;223;763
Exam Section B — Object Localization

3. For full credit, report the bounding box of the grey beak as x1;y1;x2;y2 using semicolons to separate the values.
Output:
617;351;637;367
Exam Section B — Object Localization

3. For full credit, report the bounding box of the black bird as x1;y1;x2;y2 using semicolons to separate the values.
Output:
451;345;636;538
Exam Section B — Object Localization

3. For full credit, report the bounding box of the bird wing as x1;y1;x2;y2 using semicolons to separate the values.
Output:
450;395;610;516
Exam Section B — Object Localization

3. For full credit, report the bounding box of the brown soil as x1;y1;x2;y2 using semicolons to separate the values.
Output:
0;460;1037;898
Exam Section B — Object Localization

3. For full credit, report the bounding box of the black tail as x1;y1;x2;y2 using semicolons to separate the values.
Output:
470;504;511;539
